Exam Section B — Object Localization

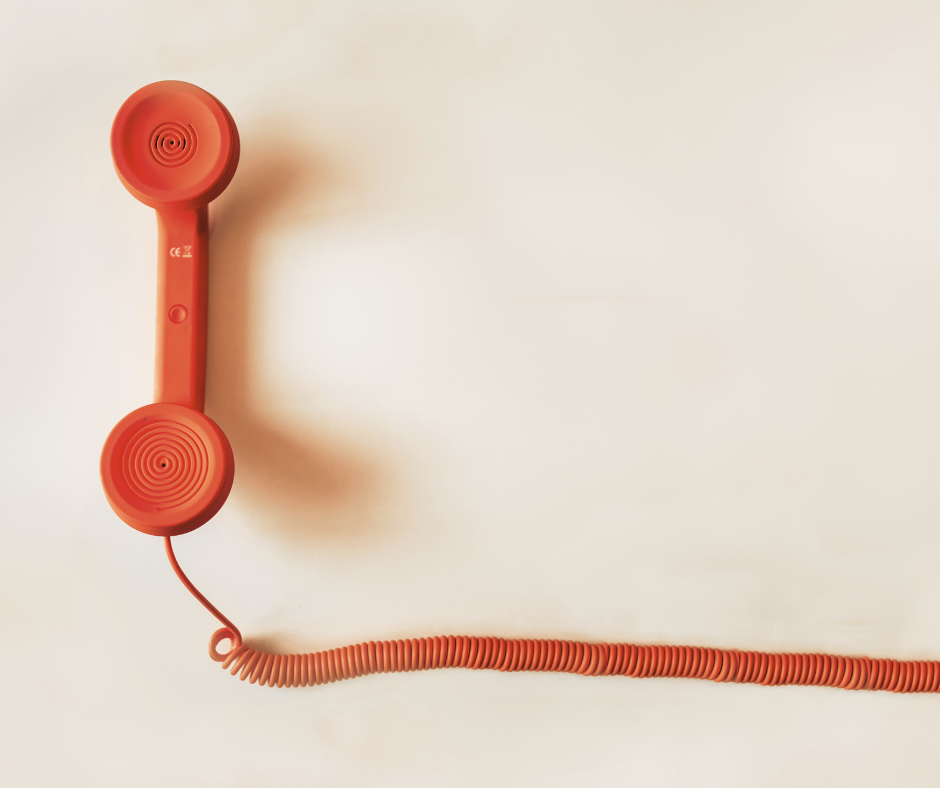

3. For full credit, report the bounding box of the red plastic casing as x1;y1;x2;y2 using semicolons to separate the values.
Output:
101;81;239;537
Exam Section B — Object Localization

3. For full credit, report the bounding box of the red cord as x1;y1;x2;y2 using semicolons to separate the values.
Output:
164;537;242;645
166;538;940;693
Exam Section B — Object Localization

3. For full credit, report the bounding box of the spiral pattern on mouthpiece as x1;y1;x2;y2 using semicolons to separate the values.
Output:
150;122;197;167
122;419;209;509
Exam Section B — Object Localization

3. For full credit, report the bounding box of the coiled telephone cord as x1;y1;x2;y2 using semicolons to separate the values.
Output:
165;537;940;693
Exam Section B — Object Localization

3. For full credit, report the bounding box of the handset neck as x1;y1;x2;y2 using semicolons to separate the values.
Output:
154;206;210;412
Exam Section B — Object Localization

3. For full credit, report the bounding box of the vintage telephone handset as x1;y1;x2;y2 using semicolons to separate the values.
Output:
101;81;938;693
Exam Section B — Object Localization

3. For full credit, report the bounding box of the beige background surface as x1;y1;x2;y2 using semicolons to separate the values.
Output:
3;1;940;785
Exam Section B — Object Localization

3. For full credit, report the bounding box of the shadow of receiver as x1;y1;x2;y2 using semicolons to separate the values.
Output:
205;125;388;549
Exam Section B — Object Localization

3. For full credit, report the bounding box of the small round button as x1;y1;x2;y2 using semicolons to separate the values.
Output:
168;304;188;323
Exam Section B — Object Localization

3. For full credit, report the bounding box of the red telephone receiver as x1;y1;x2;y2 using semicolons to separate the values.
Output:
101;81;238;537
101;81;940;694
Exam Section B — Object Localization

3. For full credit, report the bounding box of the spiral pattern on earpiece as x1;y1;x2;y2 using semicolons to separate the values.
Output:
122;419;209;508
150;122;197;167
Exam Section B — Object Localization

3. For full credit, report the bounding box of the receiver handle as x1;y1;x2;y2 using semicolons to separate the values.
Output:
154;206;209;411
